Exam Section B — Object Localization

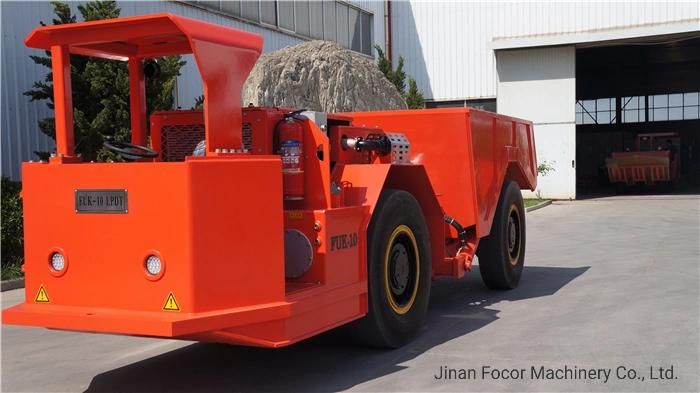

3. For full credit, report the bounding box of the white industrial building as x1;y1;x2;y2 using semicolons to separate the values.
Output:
2;1;699;199
392;1;699;199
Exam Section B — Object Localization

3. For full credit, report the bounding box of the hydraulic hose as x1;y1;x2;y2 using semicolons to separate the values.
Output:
444;215;467;247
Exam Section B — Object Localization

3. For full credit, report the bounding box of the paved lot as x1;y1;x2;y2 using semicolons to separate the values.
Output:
2;195;699;392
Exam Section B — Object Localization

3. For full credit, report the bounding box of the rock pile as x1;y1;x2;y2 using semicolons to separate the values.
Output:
242;41;407;112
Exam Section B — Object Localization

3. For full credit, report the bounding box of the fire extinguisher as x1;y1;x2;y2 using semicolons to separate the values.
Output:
276;110;306;200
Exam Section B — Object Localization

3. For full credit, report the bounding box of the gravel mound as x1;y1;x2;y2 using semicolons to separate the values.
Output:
242;41;407;112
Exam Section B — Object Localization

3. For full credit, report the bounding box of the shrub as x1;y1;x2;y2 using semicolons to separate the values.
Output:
1;177;23;280
374;45;424;109
537;161;556;177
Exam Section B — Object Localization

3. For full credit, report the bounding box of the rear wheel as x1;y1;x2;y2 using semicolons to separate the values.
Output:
350;189;431;348
476;180;526;289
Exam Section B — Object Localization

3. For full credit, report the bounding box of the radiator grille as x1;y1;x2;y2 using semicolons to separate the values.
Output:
242;122;252;151
160;122;253;161
161;124;204;162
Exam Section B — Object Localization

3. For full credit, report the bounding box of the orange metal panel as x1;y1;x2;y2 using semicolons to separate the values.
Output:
187;158;286;311
345;108;536;239
128;58;147;145
331;164;449;277
50;45;74;157
191;39;259;152
384;165;451;277
4;158;284;314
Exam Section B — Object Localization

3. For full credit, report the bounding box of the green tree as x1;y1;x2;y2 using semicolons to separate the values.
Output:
374;45;423;109
404;77;424;109
25;1;185;161
375;45;393;83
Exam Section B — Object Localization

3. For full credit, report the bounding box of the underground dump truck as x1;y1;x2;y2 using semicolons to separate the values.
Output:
2;14;537;348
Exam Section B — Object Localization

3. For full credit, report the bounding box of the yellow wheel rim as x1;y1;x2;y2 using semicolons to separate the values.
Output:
384;225;420;315
507;204;522;266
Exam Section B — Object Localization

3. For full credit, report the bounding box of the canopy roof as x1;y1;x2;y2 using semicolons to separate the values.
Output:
25;13;263;61
25;13;264;154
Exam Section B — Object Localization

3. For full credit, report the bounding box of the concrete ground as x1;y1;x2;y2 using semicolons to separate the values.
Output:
2;195;699;392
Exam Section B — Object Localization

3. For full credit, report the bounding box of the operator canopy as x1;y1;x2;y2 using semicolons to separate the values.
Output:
25;13;264;153
25;13;262;60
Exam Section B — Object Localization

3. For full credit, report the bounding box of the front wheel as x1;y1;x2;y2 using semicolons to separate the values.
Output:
476;180;526;289
350;189;431;348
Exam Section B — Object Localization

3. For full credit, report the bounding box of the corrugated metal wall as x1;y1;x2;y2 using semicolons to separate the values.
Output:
1;0;384;180
1;1;58;180
391;1;699;102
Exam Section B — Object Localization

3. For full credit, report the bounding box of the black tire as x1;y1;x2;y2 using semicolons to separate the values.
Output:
350;189;431;348
476;180;525;290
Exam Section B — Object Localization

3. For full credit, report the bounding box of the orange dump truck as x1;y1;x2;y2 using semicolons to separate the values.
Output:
2;14;537;348
606;132;680;187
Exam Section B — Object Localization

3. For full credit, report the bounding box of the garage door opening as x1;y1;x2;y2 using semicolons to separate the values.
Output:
575;33;700;196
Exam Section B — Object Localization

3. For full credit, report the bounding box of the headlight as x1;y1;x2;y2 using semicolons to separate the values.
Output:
50;252;65;272
145;255;162;276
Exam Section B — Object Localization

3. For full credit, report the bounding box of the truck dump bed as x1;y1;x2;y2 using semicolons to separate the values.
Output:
348;108;537;239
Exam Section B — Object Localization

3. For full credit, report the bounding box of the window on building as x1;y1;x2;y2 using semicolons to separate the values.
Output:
221;0;240;16
425;99;464;109
683;92;700;120
198;1;221;11
576;98;615;125
349;7;361;52
322;1;336;41
621;96;645;123
295;1;310;36
649;92;700;121
650;94;669;121
260;1;277;25
240;0;260;21
360;12;372;55
466;99;497;112
190;1;373;56
309;1;324;39
278;1;295;31
424;98;497;112
576;92;700;125
335;2;349;48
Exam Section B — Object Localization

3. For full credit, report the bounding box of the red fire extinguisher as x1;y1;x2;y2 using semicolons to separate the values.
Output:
277;111;305;200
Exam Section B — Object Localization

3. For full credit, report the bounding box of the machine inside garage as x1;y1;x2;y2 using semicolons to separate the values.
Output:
575;33;700;194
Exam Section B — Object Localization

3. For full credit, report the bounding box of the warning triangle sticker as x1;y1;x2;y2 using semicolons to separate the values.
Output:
35;285;50;303
162;292;180;312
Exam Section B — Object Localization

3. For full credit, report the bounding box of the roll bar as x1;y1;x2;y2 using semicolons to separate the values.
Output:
25;13;263;159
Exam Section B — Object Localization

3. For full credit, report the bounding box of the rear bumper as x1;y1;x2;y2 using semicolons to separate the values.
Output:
2;301;289;338
2;281;366;347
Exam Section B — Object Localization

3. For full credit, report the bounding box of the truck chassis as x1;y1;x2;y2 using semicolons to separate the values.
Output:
3;14;537;348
